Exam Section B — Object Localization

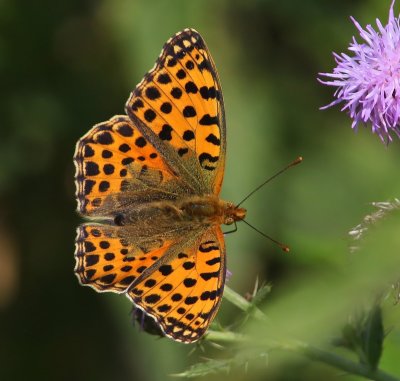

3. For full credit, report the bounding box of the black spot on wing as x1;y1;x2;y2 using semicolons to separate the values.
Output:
84;241;96;253
171;87;182;99
185;60;194;70
85;162;100;176
144;279;157;288
183;261;195;270
205;133;220;146
171;293;182;301
135;137;147;148
84;179;95;194
199;114;219;126
183;278;197;287
157;73;171;84
103;265;114;272
131;99;144;112
104;253;115;261
96;131;114;145
183;130;195;141
206;257;221;266
119;275;136;285
99;181;110;193
101;273;116;285
145;86;161;100
159;124;173;141
200;271;219;281
185;296;198;305
183;106;196;118
117;123;134;136
83;145;94;158
85;254;99;266
121;157;134;166
176;69;186;79
144;109;156;122
160;283;173;291
145;294;161;304
185;81;198;94
198;153;219;170
160;102;172;114
103;164;115;174
159;265;173;276
158;304;171;312
178;148;188;157
102;149;113;159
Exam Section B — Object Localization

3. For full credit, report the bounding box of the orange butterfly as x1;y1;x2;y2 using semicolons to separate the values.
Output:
74;29;246;343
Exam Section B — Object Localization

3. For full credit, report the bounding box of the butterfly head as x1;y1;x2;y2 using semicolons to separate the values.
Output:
223;202;247;225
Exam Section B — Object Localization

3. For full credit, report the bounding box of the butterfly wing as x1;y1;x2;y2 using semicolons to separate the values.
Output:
74;115;183;217
75;223;175;293
125;28;226;195
127;226;226;343
74;29;228;343
75;222;226;343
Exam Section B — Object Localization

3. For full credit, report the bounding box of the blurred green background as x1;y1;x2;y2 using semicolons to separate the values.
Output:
1;0;400;380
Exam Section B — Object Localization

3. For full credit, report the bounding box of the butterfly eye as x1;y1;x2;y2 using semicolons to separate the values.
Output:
225;216;234;225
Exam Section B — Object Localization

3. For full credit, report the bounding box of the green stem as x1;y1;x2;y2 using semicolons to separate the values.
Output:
296;343;399;381
205;330;250;343
218;287;400;381
223;286;268;322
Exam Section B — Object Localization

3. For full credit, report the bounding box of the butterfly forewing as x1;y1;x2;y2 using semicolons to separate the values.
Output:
125;29;226;195
74;115;176;216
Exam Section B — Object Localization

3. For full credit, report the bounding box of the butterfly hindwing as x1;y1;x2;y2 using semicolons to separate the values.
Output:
127;226;226;343
125;28;226;195
75;223;175;293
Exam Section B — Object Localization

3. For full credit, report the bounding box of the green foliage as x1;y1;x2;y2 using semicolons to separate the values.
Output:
337;305;384;371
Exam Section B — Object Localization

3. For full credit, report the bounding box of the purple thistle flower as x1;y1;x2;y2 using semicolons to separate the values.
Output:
319;1;400;143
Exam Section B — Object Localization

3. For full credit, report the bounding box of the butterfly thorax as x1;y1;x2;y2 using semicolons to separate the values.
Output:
176;195;247;225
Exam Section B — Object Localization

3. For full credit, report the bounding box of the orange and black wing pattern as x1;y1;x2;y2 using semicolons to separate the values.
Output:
127;227;226;342
125;29;226;195
74;29;229;343
74;115;176;217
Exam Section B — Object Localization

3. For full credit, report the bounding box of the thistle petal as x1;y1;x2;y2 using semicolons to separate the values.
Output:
319;1;400;143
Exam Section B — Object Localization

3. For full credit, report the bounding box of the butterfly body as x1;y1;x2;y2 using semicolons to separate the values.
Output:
74;29;241;342
147;195;246;225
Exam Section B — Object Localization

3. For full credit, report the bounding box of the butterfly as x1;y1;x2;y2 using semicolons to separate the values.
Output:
73;28;246;343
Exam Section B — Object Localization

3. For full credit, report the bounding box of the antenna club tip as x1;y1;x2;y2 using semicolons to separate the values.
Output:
282;246;290;253
292;156;303;165
288;156;303;168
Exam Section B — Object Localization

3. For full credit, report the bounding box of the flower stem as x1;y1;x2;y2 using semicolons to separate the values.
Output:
205;330;250;343
218;287;400;381
296;343;399;381
223;286;268;322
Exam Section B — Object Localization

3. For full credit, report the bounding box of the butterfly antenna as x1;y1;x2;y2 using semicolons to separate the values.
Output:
241;219;290;252
236;156;302;208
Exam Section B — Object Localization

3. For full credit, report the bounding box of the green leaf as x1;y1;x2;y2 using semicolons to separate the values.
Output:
171;358;233;378
362;304;384;371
